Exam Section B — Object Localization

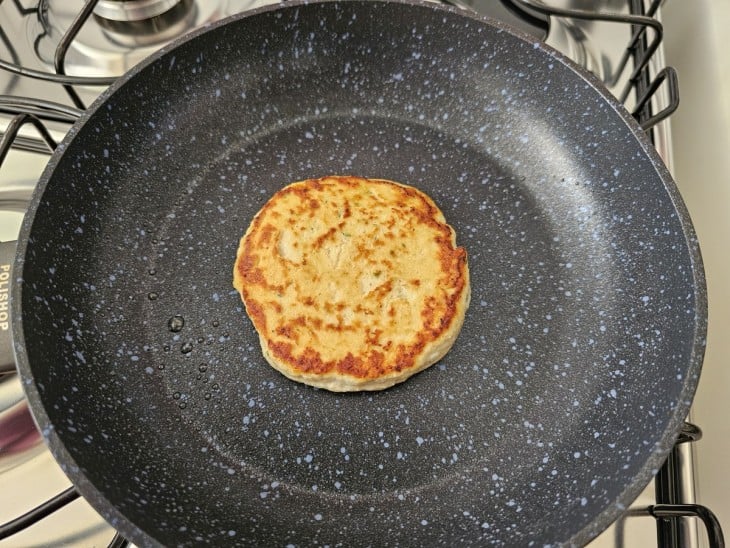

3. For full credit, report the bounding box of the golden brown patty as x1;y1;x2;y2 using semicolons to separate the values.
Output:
233;176;470;391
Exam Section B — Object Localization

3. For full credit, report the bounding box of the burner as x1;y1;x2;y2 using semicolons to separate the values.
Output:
93;0;183;22
93;0;196;48
33;0;265;78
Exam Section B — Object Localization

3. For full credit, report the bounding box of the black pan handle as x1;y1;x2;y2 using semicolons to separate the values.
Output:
0;240;16;375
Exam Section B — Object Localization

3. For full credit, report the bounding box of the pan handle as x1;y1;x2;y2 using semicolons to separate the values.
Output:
0;240;16;375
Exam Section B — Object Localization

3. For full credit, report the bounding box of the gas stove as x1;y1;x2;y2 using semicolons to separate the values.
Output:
0;1;724;546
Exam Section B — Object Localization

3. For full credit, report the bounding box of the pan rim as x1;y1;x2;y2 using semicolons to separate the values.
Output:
11;0;707;545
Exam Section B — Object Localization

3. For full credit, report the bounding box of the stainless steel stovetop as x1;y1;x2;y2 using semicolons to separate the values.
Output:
0;1;723;546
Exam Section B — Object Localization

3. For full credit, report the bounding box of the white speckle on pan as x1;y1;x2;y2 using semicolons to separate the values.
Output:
144;367;153;374
314;513;323;521
420;519;428;526
416;436;424;446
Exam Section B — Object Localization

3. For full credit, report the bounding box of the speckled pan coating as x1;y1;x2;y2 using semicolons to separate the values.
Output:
12;1;706;546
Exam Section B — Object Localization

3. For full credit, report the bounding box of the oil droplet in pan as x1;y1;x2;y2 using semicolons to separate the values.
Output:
148;292;159;301
168;315;184;332
181;342;193;354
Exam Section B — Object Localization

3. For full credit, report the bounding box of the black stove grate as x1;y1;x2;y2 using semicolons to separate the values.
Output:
0;1;723;546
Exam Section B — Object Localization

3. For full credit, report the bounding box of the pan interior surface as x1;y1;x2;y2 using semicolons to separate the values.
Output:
14;1;704;546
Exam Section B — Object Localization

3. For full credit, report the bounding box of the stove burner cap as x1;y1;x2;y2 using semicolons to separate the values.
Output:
94;0;182;22
94;0;196;47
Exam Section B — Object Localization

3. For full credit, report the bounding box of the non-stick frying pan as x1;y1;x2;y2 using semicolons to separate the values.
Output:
6;1;706;545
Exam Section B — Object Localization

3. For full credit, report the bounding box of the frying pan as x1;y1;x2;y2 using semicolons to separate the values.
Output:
5;0;706;545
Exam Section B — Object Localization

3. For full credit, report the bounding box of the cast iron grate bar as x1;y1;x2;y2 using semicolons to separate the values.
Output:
617;503;726;548
0;96;78;156
108;532;131;548
0;486;80;541
506;0;678;132
0;485;129;547
54;0;103;110
11;0;39;17
0;2;719;547
0;112;57;170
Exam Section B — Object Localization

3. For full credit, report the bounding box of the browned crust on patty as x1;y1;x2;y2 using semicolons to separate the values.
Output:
233;175;470;391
